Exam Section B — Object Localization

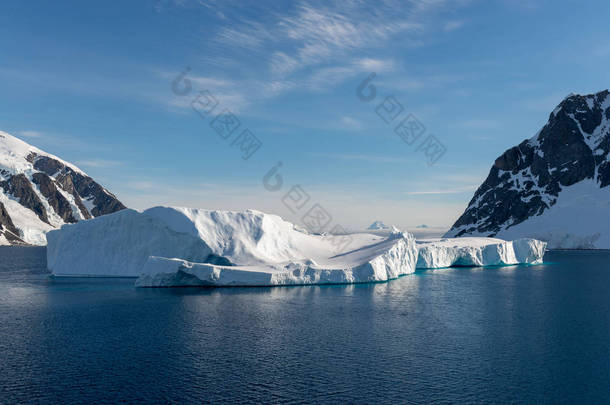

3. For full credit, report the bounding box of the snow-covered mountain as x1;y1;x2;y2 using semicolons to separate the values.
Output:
0;131;125;245
367;220;390;230
446;90;610;249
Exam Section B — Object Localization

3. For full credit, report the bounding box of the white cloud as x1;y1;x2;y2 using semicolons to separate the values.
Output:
270;52;300;76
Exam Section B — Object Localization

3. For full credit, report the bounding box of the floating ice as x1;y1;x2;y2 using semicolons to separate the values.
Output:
48;207;418;285
416;237;546;269
47;207;546;286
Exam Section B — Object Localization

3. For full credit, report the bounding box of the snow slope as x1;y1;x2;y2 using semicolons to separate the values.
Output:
494;180;610;248
416;237;546;269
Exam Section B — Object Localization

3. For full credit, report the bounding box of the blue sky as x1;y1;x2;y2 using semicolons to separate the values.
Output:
1;0;609;230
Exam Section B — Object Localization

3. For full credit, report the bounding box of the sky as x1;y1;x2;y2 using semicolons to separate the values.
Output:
1;0;609;231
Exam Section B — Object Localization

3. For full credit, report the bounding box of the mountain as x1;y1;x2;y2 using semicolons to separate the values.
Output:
445;90;610;249
367;221;390;230
0;131;125;245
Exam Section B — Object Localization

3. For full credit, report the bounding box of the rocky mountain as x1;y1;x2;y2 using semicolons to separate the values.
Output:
0;131;125;245
446;90;610;249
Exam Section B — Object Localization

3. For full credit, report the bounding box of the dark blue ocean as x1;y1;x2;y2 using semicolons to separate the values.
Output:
1;247;609;404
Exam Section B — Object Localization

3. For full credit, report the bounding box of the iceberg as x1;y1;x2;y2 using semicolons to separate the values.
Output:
415;237;546;269
48;206;419;285
47;206;547;287
136;231;415;287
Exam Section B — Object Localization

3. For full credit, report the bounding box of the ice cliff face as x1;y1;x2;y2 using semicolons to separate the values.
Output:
47;209;215;277
416;237;546;269
446;90;610;249
0;131;125;245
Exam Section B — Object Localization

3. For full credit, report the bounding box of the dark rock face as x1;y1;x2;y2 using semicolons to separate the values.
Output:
32;154;126;217
70;171;126;216
0;202;24;243
0;174;49;224
55;171;92;220
447;90;610;237
31;173;77;223
33;156;65;177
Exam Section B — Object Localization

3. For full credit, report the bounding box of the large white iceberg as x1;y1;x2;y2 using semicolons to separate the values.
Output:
48;206;418;285
415;237;546;269
47;206;547;287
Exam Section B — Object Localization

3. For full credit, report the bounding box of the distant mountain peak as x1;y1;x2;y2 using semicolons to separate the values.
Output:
367;220;390;230
0;131;125;245
445;90;610;248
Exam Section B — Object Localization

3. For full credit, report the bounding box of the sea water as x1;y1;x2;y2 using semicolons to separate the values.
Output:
1;247;609;403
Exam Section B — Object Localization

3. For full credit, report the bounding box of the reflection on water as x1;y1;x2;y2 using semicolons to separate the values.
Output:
1;248;610;403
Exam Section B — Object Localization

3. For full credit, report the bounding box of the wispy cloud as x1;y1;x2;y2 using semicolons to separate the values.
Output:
404;186;478;195
272;3;420;68
458;119;502;130
311;152;411;163
76;159;124;168
444;20;465;31
18;130;45;138
522;93;567;112
194;0;469;107
352;58;395;72
339;116;363;130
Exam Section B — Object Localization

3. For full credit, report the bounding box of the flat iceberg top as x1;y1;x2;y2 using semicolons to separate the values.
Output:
142;206;409;268
417;237;509;248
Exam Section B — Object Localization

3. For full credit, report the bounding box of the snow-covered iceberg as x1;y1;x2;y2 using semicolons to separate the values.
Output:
48;206;419;285
415;237;546;269
136;231;414;287
47;206;547;287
